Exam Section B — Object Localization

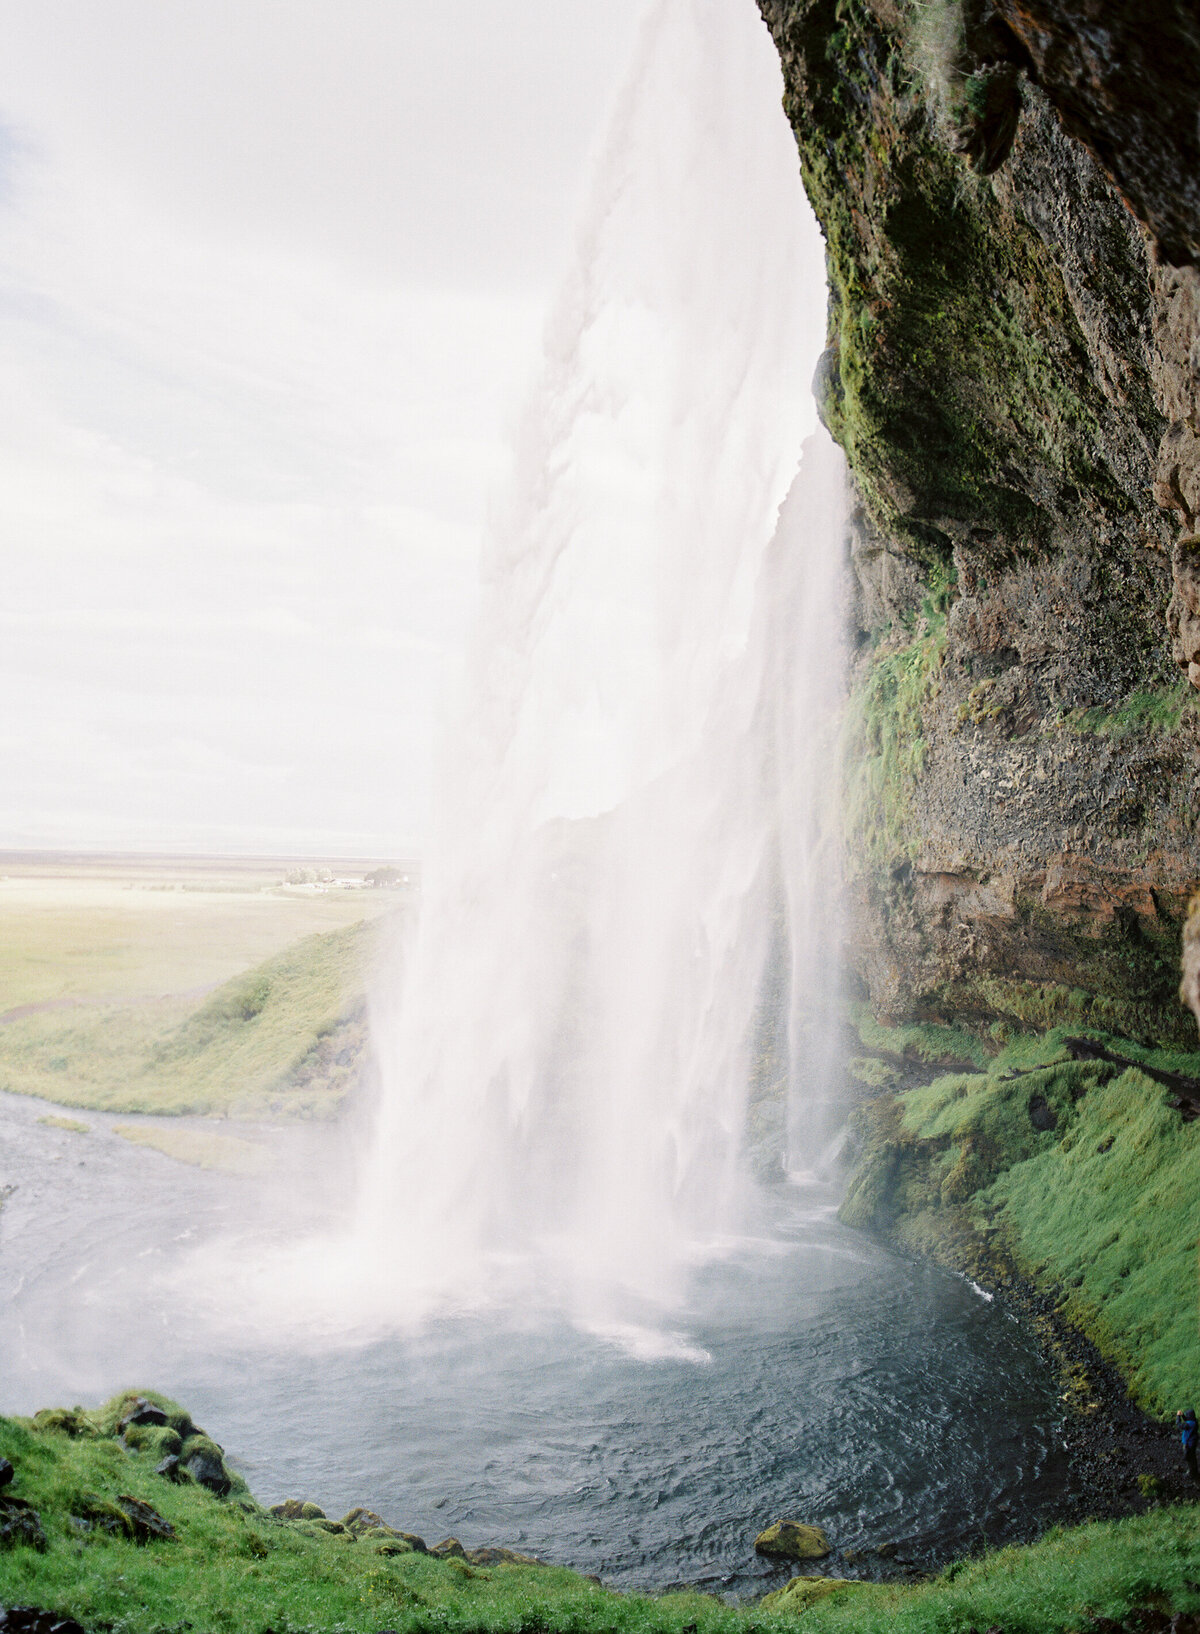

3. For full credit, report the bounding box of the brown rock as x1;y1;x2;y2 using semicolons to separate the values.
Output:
1182;895;1200;1031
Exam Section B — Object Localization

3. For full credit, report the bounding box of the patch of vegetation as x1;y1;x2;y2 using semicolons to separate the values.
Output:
0;921;376;1118
782;0;1155;563
779;1508;1200;1634
936;962;1199;1052
842;584;950;871
850;1000;990;1067
35;1114;89;1134
5;1392;1200;1634
1060;682;1198;740
0;1395;755;1634
840;1025;1200;1413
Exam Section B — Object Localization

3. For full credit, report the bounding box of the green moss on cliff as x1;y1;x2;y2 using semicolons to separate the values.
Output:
767;0;1149;559
842;588;948;869
840;1027;1200;1414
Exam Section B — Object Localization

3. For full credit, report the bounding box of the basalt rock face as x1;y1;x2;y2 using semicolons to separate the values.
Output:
756;0;1200;1043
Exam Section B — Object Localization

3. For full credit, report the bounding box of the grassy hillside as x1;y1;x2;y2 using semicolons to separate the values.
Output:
4;1392;1200;1634
840;1021;1200;1415
0;920;379;1118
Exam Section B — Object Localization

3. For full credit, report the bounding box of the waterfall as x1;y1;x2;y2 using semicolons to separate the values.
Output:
348;0;846;1340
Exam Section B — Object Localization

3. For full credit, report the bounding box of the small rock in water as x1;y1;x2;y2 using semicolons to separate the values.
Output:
754;1520;831;1561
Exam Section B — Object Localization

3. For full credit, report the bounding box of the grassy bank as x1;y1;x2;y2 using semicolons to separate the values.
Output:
0;919;381;1119
840;1019;1200;1415
4;1392;1200;1633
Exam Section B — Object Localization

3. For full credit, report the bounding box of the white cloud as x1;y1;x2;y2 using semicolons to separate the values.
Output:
0;0;648;852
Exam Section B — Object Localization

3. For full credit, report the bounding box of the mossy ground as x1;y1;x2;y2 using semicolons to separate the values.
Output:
841;1020;1200;1415
5;1393;1200;1633
0;921;375;1118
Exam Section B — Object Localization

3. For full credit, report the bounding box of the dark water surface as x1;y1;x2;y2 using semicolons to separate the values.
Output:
0;1090;1072;1595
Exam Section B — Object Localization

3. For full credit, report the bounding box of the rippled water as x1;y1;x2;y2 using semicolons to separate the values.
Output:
0;1090;1072;1595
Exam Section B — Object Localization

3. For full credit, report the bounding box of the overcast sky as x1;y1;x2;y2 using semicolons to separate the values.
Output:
0;0;656;856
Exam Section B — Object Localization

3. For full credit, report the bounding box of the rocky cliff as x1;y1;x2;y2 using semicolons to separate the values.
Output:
756;0;1200;1046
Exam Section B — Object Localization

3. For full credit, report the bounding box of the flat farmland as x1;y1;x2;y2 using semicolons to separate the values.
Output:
0;854;413;1119
0;853;406;1013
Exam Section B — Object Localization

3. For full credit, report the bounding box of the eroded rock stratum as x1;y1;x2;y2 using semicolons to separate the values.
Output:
756;0;1200;1042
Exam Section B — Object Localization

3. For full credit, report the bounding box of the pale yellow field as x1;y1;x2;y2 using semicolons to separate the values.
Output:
0;854;406;1013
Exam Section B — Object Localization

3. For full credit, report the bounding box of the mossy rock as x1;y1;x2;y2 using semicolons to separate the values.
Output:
432;1536;468;1559
31;1408;96;1439
372;1536;414;1556
754;1520;832;1561
90;1390;197;1441
179;1434;233;1497
271;1500;326;1521
122;1424;182;1461
760;1575;868;1613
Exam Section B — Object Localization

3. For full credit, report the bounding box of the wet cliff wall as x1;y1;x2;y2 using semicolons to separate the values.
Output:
756;0;1200;1047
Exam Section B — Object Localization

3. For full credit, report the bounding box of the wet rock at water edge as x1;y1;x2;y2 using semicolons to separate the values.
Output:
0;1499;48;1553
431;1536;468;1559
270;1499;326;1521
753;1520;832;1561
465;1545;544;1567
0;1609;87;1634
340;1510;427;1553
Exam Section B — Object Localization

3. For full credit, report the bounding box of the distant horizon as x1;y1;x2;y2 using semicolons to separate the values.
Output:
0;845;421;866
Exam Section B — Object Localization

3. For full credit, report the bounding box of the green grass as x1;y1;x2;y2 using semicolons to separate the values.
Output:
0;920;378;1118
842;1026;1200;1414
850;1000;991;1068
842;590;949;872
0;1395;763;1634
774;1509;1200;1634
5;1392;1200;1634
1061;682;1198;740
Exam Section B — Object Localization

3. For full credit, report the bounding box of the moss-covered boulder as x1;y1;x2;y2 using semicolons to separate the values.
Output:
31;1408;96;1439
178;1434;233;1497
753;1521;831;1561
760;1575;868;1613
271;1499;326;1521
122;1424;182;1462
